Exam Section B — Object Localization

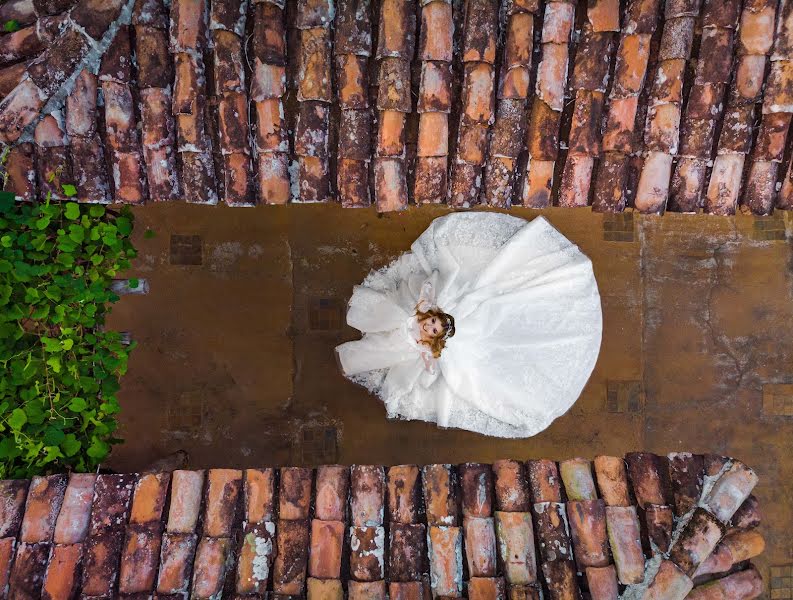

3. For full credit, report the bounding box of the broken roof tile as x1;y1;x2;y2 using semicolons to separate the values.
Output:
70;0;124;42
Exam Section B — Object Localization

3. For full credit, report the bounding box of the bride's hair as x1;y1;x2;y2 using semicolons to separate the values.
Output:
415;306;456;358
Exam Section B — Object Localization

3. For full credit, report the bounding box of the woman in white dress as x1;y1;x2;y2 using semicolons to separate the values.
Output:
335;212;602;438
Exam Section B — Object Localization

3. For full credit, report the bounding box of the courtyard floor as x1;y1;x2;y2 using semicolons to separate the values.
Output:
105;205;793;593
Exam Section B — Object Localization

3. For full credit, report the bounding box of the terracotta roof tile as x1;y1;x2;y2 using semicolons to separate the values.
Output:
53;474;95;545
658;17;696;61
350;525;386;580
588;0;620;32
526;460;562;503
376;110;406;157
571;27;614;93
428;525;463;597
254;98;288;154
687;566;763;599
2;142;36;201
601;95;638;153
253;2;286;64
88;473;135;536
0;538;13;595
65;69;97;138
20;474;67;543
70;135;112;203
308;576;345;600
257;151;291;204
419;1;453;62
0;25;45;68
559;459;597;501
211;0;247;34
390;580;426;600
558;153;594;207
376;0;416;59
99;25;133;84
297;155;331;202
336;54;369;109
461;62;496;122
387;465;420;524
541;1;575;44
70;0;124;42
495;511;537;583
334;0;373;56
489;99;527;160
521;158;554;207
0;454;767;597
111;149;148;204
280;467;314;520
634;151;673;213
664;0;701;19
0;0;38;27
41;542;81;600
535;43;568;112
273;518;310;593
166;470;205;534
118;524;162;593
222;153;254;206
742;159;778;215
498;66;531;100
643;559;693;600
418;61;453;112
605;506;644;584
169;0;207;51
0;480;28;539
422;464;457;526
702;460;758;522
645;504;674;553
585;564;618;599
738;4;776;55
203;469;242;538
611;34;652;98
695;27;736;85
591;152;628;212
298;28;332;103
349;579;388;600
218;91;251;155
668;508;725;576
624;0;663;34
762;60;793;113
503;12;533;70
649;59;685;106
417;111;448;157
389;522;426;581
156;532;198;594
192;535;232;597
9;541;49;597
35;118;70;201
644;102;682;153
772;0;793;60
213;30;245;95
173;52;204;114
414;155;448;204
461;0;498;64
526;97;561;160
337;109;371;160
315;466;349;522
0;61;29;99
541;559;579;598
309;519;344;579
133;0;169;28
731;494;761;529
236;521;276;593
0;78;46;143
468;576;506;600
350;465;385;527
463;517;497;577
102;80;138;152
377;57;412;112
81;529;124;595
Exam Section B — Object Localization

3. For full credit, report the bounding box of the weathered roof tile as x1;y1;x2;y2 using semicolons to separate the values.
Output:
53;474;96;545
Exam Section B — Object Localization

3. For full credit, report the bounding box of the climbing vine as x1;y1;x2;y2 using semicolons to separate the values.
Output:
0;190;137;478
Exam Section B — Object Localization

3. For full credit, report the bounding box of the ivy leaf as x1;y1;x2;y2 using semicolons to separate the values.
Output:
46;356;62;373
86;437;109;459
3;20;20;33
61;434;81;457
7;408;27;430
0;190;15;212
89;205;105;218
43;426;66;446
68;397;87;412
62;185;78;198
35;216;50;229
64;202;80;219
61;339;74;351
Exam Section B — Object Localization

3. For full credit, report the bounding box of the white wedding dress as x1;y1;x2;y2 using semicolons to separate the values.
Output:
335;213;602;438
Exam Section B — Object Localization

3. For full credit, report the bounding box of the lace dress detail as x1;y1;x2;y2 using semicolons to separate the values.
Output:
336;213;603;438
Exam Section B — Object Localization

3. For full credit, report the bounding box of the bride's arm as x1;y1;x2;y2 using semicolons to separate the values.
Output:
420;351;437;375
417;278;436;312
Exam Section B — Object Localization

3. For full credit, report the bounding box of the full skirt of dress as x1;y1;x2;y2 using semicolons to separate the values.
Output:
335;212;603;438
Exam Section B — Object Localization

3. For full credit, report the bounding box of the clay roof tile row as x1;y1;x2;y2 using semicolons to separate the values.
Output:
2;0;793;214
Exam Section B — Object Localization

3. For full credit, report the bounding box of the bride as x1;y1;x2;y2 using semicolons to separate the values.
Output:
335;212;602;438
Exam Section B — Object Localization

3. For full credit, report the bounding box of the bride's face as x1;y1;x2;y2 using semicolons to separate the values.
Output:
419;316;442;342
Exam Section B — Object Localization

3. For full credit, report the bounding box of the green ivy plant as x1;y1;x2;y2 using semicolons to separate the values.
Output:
0;190;137;478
